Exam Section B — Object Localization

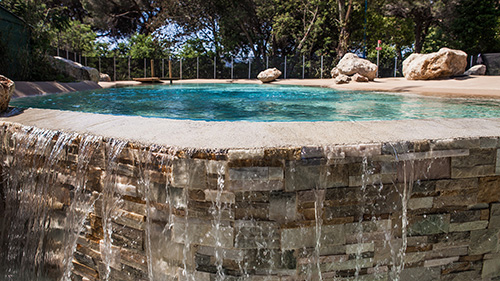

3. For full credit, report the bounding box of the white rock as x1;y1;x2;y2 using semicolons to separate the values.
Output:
331;53;378;81
257;68;282;83
353;73;369;82
464;64;487;76
100;73;112;82
403;48;467;80
0;75;14;112
334;74;351;84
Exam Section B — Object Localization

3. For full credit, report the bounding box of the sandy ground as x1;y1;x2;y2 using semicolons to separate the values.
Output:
11;76;500;99
12;81;101;98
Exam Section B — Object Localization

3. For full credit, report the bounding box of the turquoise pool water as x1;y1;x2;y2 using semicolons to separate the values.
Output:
10;83;500;122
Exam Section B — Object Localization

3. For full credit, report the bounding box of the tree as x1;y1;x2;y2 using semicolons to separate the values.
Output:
128;33;169;59
383;0;446;53
444;0;500;54
336;0;353;59
55;20;97;55
80;0;160;37
271;0;319;55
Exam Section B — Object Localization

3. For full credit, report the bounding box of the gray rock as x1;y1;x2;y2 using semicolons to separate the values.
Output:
353;73;369;82
334;74;351;84
257;68;282;83
0;75;14;112
331;53;378;81
464;64;487;76
48;56;99;83
403;48;467;80
100;73;111;82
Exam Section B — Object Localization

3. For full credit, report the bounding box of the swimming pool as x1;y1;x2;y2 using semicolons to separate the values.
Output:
10;83;500;121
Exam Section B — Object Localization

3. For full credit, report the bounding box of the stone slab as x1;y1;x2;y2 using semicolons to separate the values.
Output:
2;109;500;149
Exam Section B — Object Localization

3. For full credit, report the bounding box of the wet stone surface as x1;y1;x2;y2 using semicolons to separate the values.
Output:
0;124;500;280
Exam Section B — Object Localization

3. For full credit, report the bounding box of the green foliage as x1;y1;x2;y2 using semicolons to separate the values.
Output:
446;0;499;54
128;33;169;59
179;39;214;59
1;0;500;81
54;20;97;54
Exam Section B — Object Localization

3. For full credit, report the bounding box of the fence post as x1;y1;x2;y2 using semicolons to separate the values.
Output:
66;49;69;59
248;58;251;79
162;58;164;78
57;47;60;57
168;58;172;78
85;56;87;67
321;56;324;79
197;57;199;79
113;56;116;81
394;56;398;77
98;57;101;74
302;55;305;79
231;57;234;80
180;58;183;80
144;58;147;78
214;56;216;79
284;56;287;79
266;56;269;69
128;57;131;79
151;59;155;77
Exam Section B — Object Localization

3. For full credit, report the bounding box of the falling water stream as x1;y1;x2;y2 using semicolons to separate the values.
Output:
0;125;430;280
100;139;127;281
61;134;102;280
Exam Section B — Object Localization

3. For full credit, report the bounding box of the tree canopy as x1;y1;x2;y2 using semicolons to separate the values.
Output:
1;0;499;62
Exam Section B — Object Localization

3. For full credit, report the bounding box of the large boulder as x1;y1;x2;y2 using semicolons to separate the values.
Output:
0;75;14;112
48;56;99;83
331;53;378;81
403;48;467;80
257;68;282;83
464;64;487;76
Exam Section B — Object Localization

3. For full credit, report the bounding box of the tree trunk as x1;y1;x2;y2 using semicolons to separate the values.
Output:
336;0;353;60
414;20;423;53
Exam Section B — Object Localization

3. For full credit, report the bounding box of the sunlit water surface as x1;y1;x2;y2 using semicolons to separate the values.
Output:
10;83;500;121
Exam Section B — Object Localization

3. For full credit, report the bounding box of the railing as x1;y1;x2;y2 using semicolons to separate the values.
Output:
51;48;409;81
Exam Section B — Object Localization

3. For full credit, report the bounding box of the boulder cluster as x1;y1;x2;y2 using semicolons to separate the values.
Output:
331;53;377;84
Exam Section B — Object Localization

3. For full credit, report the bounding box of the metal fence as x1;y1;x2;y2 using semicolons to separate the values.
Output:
51;48;411;81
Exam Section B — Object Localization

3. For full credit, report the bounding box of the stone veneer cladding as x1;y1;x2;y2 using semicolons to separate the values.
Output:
1;123;500;280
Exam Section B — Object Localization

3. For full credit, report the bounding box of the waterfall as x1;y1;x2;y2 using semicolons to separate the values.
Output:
0;127;75;280
61;135;103;281
100;139;127;281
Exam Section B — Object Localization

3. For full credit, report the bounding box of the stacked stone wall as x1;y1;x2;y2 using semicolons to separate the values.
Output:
0;124;499;280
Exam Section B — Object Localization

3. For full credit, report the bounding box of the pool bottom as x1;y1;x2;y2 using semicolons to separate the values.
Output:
1;117;500;280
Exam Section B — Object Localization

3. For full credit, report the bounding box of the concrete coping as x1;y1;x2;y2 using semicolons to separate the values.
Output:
1;108;499;149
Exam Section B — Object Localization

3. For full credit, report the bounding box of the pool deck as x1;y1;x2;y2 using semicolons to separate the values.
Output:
4;76;500;149
2;108;500;149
